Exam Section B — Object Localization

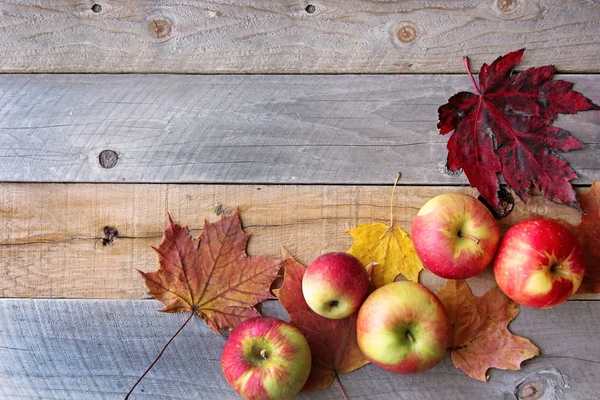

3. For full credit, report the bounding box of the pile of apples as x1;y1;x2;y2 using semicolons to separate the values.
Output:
220;193;585;400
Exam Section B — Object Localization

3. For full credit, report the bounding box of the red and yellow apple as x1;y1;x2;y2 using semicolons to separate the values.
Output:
356;281;451;374
302;252;369;319
221;316;311;400
493;218;585;308
411;192;500;279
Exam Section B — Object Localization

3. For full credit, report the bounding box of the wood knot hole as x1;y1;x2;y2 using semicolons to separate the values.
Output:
305;5;316;14
515;381;544;400
91;4;102;13
397;25;417;43
102;226;119;246
149;18;172;39
497;0;518;13
98;150;118;169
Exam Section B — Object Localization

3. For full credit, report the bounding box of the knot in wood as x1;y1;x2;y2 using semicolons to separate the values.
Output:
98;150;118;169
515;380;544;400
102;226;119;246
396;25;417;44
497;0;519;13
149;18;172;39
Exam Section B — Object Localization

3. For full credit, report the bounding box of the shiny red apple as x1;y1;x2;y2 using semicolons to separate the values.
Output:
221;316;311;400
302;252;369;319
494;218;585;308
411;192;500;279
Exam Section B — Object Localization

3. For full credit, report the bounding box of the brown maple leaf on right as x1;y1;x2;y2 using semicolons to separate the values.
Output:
437;280;540;382
438;49;599;211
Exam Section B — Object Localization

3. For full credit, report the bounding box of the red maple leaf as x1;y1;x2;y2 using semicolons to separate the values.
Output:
438;49;599;210
275;249;369;393
139;209;281;334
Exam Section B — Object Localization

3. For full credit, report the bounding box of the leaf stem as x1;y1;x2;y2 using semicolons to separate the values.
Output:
390;172;401;227
335;370;350;400
463;56;481;95
125;312;195;399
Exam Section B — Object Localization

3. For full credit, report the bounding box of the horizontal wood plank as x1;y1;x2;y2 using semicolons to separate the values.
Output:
0;74;598;184
1;299;599;399
1;183;594;300
0;1;599;73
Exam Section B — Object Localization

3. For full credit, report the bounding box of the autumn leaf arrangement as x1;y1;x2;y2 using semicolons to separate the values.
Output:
125;50;599;399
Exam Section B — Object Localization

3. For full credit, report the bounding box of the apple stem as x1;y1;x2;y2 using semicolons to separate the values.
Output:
463;56;481;95
390;172;402;227
406;330;415;344
458;231;480;245
125;311;195;399
335;370;350;400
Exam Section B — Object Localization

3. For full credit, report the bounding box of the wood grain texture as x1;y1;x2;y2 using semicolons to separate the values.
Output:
0;0;599;73
1;74;598;184
1;299;599;399
1;183;594;300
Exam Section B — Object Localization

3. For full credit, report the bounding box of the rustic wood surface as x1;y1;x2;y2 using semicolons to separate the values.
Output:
0;74;599;184
1;299;598;400
1;1;599;73
0;183;591;300
2;1;600;397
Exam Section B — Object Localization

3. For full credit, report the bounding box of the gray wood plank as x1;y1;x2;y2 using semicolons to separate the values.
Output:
1;74;598;184
0;1;599;73
0;299;599;399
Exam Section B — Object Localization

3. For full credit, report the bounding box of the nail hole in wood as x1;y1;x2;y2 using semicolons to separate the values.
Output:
99;150;118;169
91;4;102;13
305;5;316;13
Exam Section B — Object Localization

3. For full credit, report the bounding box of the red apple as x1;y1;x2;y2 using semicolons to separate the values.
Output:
411;192;500;279
221;316;311;400
357;281;451;374
302;252;369;319
493;218;585;308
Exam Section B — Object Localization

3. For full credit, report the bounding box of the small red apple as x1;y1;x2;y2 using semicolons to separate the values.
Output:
494;218;585;308
411;192;500;279
221;316;311;400
357;281;451;374
301;252;369;319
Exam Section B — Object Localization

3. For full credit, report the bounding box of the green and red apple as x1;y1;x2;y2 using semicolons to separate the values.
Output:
356;281;451;374
302;252;369;319
494;218;585;308
221;316;311;400
411;192;500;279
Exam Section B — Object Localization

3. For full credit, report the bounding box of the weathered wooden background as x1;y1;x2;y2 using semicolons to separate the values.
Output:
0;0;599;399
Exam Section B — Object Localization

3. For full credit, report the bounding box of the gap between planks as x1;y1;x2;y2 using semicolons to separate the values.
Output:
0;183;596;301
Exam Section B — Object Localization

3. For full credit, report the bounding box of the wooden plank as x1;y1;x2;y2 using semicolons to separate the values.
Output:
1;183;594;300
0;1;599;73
1;299;599;399
0;74;598;184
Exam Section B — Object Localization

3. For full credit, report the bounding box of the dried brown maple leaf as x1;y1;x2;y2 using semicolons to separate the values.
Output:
439;49;599;211
562;181;600;294
438;280;540;381
275;249;369;393
139;209;281;334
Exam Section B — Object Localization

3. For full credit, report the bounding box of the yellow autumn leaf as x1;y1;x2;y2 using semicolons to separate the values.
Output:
347;222;423;288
